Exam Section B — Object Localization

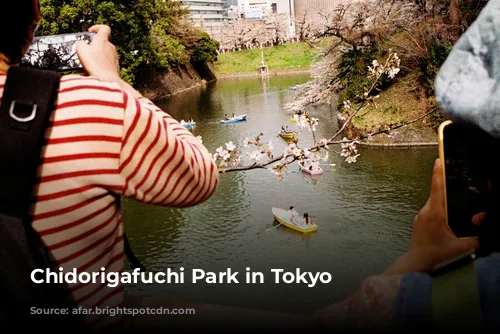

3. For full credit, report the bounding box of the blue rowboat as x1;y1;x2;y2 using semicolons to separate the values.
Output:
221;114;247;124
181;121;196;129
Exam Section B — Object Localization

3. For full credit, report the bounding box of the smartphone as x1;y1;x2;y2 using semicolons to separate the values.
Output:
20;32;95;72
439;120;499;238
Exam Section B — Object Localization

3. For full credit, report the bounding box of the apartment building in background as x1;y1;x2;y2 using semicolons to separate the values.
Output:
175;0;226;37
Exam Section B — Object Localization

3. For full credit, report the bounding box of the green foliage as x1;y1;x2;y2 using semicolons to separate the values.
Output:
419;39;453;96
189;33;220;64
38;0;220;85
335;46;380;108
151;25;190;67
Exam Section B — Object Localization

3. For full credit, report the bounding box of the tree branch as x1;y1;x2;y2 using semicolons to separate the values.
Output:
219;108;438;174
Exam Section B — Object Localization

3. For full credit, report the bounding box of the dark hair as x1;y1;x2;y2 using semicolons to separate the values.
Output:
289;206;294;210
1;1;39;64
303;212;308;218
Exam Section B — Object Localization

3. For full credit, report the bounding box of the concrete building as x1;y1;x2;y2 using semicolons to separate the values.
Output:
226;5;244;20
176;0;226;37
270;0;294;15
238;0;272;19
294;0;343;15
270;0;295;39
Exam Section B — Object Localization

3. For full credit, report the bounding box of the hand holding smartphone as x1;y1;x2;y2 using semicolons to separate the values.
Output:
20;32;95;72
438;120;500;238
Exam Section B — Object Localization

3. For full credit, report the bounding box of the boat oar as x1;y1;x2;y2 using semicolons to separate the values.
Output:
266;223;283;231
318;163;336;166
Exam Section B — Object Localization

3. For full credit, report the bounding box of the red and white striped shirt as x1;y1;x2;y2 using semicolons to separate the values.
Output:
0;72;219;328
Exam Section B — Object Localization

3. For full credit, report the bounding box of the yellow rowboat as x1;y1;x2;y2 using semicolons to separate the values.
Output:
279;131;295;140
271;207;318;233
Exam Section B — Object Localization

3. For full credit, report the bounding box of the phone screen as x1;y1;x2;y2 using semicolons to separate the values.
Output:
442;122;499;238
20;32;94;72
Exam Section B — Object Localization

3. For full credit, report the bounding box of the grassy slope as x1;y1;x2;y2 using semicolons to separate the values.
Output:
345;73;439;143
352;73;427;128
214;40;329;75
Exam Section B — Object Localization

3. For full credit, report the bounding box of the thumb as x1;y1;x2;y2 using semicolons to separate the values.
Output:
429;158;445;208
442;238;479;260
76;40;89;57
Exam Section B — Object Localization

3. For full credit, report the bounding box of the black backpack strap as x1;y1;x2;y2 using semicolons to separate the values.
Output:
0;67;87;329
0;66;60;217
0;67;146;273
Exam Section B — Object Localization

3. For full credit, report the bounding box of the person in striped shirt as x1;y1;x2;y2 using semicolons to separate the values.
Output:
1;1;219;329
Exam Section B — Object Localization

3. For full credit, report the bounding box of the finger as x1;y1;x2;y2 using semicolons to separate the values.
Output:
429;158;445;208
75;41;90;68
88;25;111;43
435;239;479;263
449;238;479;256
75;39;90;51
75;40;88;57
472;212;486;226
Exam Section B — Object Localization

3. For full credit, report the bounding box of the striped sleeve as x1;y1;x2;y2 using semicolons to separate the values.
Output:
118;93;219;207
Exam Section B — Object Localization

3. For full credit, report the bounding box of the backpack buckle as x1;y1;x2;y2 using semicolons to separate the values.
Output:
9;100;38;123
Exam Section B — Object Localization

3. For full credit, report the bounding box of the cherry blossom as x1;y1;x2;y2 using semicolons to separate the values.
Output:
207;51;406;178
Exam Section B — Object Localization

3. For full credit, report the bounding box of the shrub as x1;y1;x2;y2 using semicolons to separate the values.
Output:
384;19;456;96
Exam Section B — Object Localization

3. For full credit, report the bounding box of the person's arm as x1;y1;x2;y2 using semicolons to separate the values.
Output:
116;89;218;206
76;24;219;207
314;159;480;329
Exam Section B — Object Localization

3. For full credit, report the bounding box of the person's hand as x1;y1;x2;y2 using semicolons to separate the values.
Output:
385;159;480;275
76;25;120;82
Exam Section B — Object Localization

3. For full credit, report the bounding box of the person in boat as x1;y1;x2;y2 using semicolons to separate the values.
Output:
310;159;320;171
281;126;285;132
224;114;229;121
303;213;312;225
289;206;300;223
232;113;236;118
284;126;292;133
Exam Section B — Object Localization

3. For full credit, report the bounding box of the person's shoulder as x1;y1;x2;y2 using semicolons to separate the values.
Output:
58;74;125;106
60;74;123;93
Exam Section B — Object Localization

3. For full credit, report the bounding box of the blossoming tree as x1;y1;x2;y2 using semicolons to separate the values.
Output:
195;51;409;179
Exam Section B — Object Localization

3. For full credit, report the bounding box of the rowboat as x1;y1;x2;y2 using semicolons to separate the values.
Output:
279;131;295;140
299;161;323;175
290;118;297;123
221;114;247;124
180;120;196;129
272;207;318;233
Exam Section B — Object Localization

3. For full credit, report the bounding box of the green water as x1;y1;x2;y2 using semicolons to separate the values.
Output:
123;74;438;314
